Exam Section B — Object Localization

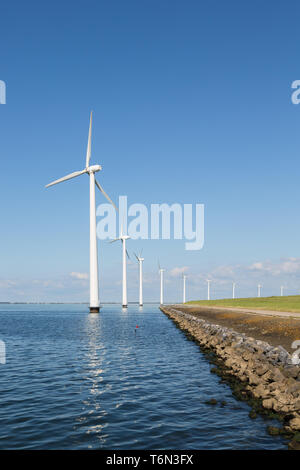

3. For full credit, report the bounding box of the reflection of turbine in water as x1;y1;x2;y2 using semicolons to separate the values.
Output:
77;314;109;444
85;315;106;386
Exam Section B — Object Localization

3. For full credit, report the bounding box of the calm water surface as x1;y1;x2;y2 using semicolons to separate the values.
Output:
0;304;287;449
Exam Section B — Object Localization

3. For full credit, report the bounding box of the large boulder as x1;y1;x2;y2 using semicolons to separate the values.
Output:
248;372;262;386
252;383;271;399
255;363;269;377
262;398;276;409
289;416;300;431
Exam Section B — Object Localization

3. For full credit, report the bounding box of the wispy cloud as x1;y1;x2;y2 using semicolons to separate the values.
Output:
0;280;17;288
248;258;300;276
183;257;300;299
1;257;300;303
0;275;89;302
70;272;88;280
169;266;189;277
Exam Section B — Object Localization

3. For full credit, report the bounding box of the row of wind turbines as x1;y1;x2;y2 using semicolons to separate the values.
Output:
45;112;291;311
205;280;287;300
110;232;146;309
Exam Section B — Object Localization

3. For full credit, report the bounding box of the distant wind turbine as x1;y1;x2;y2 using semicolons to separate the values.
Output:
206;279;212;300
257;284;262;298
183;275;187;303
45;112;117;313
134;251;144;307
111;226;130;308
232;282;236;299
158;261;165;305
280;285;284;297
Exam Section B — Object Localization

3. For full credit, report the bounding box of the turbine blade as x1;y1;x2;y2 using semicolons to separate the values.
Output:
158;259;161;271
86;111;92;168
126;249;130;260
95;179;118;212
109;238;119;243
45;169;86;188
133;252;139;261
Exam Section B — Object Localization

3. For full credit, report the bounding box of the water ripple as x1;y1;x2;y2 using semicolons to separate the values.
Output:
0;304;287;449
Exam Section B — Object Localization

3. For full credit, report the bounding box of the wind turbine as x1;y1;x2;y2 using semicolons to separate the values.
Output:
257;284;262;298
280;285;284;297
111;226;130;308
206;279;212;300
45;112;117;313
158;261;165;305
232;282;236;299
134;251;144;307
183;274;187;303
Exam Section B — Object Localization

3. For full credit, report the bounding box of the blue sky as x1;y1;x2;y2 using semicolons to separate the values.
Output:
1;0;300;303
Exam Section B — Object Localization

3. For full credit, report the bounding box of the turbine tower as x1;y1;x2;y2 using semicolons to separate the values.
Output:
280;285;284;297
45;112;117;313
158;261;165;305
206;279;212;301
257;284;262;298
183;275;187;303
134;251;144;307
111;226;130;308
232;282;236;299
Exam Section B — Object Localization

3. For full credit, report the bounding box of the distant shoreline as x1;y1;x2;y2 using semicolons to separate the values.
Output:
0;301;162;305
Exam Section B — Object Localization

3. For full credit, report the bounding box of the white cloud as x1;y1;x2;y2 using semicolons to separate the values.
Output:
210;265;236;278
248;258;300;276
1;257;300;303
0;280;17;288
70;272;89;280
249;262;264;271
169;266;189;277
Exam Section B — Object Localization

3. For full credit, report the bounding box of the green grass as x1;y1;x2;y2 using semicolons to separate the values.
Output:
186;295;300;313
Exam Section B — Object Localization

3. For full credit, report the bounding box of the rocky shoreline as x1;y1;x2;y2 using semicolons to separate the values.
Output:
161;306;300;450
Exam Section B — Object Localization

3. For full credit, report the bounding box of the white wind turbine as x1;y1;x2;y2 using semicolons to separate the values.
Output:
206;279;212;300
257;284;262;298
158;261;165;305
280;285;284;297
232;282;236;299
110;226;130;308
45;112;117;313
183;274;187;303
134;250;144;307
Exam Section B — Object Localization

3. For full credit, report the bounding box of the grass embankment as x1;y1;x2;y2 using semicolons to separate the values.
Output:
186;295;300;313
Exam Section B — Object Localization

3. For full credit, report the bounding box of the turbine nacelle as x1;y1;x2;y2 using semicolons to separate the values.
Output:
87;164;102;174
